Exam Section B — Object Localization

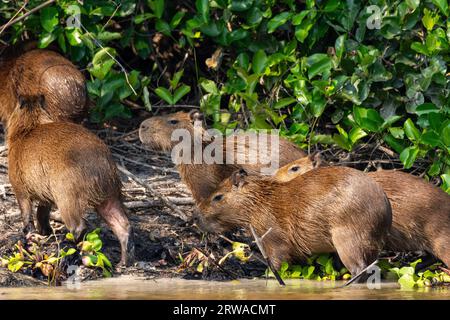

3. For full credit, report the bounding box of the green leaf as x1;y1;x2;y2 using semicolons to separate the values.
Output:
65;28;83;46
406;0;420;10
400;146;419;169
196;0;210;22
398;273;417;289
442;122;450;146
432;0;448;16
170;11;186;28
353;106;384;132
308;57;332;79
415;103;439;116
389;127;404;139
421;131;441;147
274;97;296;109
422;8;439;31
252;50;268;74
155;87;173;104
40;7;59;33
349;127;367;144
384;134;407;154
230;0;253;12
200;79;219;94
335;34;346;60
66;233;75;242
148;0;164;19
173;85;191;104
310;89;327;117
267;12;292;33
404;118;421;141
155;19;171;36
38;32;57;48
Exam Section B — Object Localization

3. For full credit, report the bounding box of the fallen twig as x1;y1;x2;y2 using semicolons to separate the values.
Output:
343;259;379;287
249;224;285;286
117;164;188;222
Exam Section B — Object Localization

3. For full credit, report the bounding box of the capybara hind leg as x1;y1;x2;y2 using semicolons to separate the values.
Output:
96;198;134;267
431;234;450;268
16;195;35;234
331;228;380;283
58;203;86;241
36;204;52;236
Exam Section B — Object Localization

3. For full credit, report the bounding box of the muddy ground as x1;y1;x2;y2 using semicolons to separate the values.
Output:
0;115;440;287
0;118;268;287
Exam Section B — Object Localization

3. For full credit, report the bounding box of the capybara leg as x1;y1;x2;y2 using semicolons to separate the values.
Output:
96;198;134;267
36;204;53;236
16;195;35;234
431;233;450;268
331;228;380;283
58;202;86;241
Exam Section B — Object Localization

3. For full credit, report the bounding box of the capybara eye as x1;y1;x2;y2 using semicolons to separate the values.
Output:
212;194;224;202
168;119;179;125
289;166;300;172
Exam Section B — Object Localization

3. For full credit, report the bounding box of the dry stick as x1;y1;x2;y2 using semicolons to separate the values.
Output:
342;259;379;287
0;0;56;35
249;224;285;286
117;164;188;222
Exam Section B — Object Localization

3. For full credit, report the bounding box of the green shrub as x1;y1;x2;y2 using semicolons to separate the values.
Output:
1;0;449;190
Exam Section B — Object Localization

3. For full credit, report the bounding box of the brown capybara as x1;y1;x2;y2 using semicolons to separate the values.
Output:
194;166;392;277
139;110;306;203
0;45;87;125
274;156;450;267
6;97;133;266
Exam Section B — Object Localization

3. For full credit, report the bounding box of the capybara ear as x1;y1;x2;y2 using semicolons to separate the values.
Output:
38;95;46;109
308;151;322;168
231;169;248;188
189;110;204;122
18;95;46;111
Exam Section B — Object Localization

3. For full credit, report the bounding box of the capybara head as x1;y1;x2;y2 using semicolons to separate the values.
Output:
274;152;322;182
195;168;263;234
0;48;87;124
139;110;204;152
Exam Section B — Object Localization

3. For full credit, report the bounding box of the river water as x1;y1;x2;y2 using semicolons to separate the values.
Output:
0;276;449;299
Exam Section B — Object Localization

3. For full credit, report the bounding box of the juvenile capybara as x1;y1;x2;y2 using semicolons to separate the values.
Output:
139;110;306;203
0;45;87;125
7;97;133;266
274;156;450;267
195;166;392;277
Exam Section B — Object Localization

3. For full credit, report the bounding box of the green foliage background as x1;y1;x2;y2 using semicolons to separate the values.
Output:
1;0;449;192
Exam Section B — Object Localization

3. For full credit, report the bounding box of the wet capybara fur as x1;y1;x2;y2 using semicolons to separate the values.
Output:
7;99;134;266
195;166;392;277
0;44;87;125
274;156;450;268
139;110;306;203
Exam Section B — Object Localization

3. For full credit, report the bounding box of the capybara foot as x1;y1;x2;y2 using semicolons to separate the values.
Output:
37;223;53;236
22;222;36;235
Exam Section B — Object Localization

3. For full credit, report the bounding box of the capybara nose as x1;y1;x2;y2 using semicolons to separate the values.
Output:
192;209;201;224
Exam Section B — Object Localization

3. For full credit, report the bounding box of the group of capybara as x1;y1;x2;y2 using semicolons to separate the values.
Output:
1;43;449;282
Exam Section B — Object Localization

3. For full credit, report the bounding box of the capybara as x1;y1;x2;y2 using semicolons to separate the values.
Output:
274;156;450;267
139;110;306;203
194;166;392;277
0;45;87;125
6;97;133;266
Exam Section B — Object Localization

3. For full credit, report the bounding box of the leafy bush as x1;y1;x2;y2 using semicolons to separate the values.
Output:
1;0;449;190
